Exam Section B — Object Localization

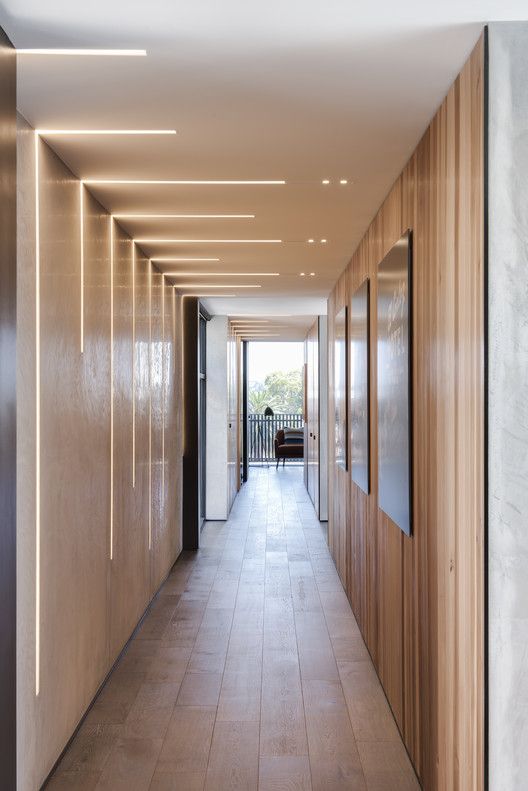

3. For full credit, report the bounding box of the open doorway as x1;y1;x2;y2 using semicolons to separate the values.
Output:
245;341;305;471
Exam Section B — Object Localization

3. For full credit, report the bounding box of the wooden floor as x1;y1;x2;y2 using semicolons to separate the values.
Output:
47;467;420;790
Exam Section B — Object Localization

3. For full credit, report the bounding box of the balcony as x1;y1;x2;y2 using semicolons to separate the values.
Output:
248;413;304;464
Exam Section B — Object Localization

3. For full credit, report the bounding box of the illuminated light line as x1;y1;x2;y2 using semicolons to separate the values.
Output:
134;239;281;244
165;272;279;277
230;314;294;317
36;129;176;136
161;275;165;509
178;293;237;297
110;217;114;560
176;284;261;289
35;132;41;697
17;48;147;56
132;242;136;489
151;258;220;263
114;213;254;219
84;179;286;186
148;262;152;551
80;181;84;353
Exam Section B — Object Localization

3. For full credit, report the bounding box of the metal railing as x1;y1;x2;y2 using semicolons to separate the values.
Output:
248;413;304;464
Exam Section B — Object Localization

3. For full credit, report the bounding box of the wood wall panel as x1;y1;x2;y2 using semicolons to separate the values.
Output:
327;38;484;790
17;126;184;791
0;28;17;790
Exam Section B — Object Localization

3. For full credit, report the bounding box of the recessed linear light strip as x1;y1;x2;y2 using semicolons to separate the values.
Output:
36;129;176;136
178;292;237;298
110;218;114;561
161;275;165;507
34;133;41;697
148;263;152;551
176;284;261;289
80;181;84;353
230;314;294;317
115;214;254;219
132;242;136;489
84;179;285;186
135;239;282;244
165;272;279;277
18;48;147;56
151;258;220;263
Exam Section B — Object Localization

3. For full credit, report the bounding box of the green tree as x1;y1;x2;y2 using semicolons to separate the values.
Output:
249;368;303;414
248;386;280;414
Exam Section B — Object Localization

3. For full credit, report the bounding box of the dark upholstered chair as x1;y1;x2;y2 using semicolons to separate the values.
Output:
274;428;304;468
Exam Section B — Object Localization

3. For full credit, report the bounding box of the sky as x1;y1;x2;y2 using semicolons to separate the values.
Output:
248;342;304;384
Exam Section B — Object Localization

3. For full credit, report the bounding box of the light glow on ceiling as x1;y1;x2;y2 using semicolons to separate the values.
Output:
322;179;330;185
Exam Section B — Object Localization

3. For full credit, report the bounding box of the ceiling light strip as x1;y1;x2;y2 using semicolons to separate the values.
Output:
178;292;237;297
134;239;282;244
36;129;176;135
176;284;261;289
84;179;285;186
151;258;220;263
17;49;147;56
165;272;279;277
114;214;254;219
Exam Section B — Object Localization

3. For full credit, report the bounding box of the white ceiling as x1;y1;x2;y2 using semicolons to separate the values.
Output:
3;1;528;334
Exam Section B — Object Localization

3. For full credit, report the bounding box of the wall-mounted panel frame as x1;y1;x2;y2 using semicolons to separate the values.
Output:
350;278;370;495
334;305;348;471
376;230;413;536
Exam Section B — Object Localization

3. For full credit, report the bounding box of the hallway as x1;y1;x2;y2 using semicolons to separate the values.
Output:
47;468;418;791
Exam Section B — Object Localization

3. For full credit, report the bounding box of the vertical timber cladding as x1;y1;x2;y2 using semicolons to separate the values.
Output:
0;26;16;791
327;36;485;790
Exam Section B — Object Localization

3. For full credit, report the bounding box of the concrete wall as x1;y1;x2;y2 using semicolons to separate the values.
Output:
488;22;528;790
206;315;229;520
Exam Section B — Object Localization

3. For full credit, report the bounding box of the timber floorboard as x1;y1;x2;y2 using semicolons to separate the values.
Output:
46;467;419;791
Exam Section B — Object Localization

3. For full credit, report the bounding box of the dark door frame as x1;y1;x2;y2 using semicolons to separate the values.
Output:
0;26;17;791
242;341;248;482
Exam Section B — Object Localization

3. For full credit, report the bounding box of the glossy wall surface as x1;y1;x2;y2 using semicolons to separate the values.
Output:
327;38;485;790
16;121;183;791
0;26;16;791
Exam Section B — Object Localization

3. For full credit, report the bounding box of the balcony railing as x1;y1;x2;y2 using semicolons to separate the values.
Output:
248;412;304;464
